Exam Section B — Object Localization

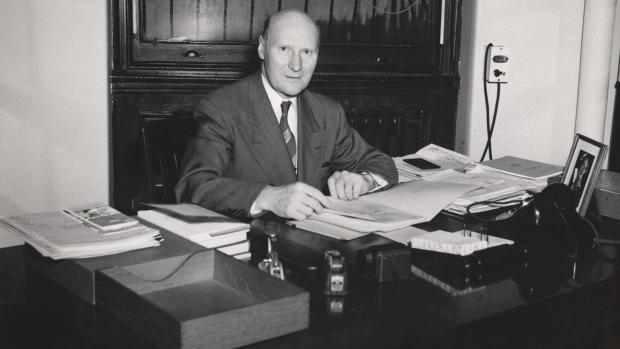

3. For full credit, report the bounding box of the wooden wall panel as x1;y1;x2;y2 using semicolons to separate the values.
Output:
144;0;171;40
251;0;279;40
352;0;372;43
226;0;252;41
172;0;198;39
141;0;434;45
281;0;307;10
197;0;225;40
372;0;396;43
330;0;356;42
306;0;332;41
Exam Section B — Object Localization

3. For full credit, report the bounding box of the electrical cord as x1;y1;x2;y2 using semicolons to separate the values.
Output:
485;84;501;159
583;214;620;245
481;43;492;162
466;196;532;224
480;43;503;162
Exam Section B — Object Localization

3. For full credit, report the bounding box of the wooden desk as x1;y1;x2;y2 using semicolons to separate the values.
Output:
1;213;620;349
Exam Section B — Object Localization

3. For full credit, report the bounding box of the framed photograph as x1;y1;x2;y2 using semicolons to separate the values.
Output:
561;134;608;216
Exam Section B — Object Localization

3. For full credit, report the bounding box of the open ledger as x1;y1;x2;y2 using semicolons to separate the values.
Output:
295;179;480;235
0;206;161;259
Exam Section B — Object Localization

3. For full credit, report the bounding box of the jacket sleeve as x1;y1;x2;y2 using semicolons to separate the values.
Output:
327;102;398;186
174;97;267;218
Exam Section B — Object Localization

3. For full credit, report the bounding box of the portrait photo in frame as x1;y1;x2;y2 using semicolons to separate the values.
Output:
561;133;608;216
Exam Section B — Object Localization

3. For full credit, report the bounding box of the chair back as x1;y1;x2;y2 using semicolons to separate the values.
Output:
141;116;196;204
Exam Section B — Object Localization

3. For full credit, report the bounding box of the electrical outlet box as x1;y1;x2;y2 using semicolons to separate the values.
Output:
486;45;509;83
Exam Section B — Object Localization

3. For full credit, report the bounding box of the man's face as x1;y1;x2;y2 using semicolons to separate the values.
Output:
258;12;319;98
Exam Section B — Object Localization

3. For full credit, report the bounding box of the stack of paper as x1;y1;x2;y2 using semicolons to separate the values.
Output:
423;168;544;215
0;207;161;259
137;203;251;261
394;144;476;182
393;146;560;215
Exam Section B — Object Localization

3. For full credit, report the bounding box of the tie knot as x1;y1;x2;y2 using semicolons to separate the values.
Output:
281;101;292;118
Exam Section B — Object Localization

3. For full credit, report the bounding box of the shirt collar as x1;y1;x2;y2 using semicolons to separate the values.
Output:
261;72;297;118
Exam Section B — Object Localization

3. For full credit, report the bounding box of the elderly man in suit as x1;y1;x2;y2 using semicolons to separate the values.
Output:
176;9;397;220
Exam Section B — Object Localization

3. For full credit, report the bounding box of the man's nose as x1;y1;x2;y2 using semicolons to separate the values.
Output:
288;52;302;72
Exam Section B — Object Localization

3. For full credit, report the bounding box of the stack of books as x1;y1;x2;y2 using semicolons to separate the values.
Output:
0;205;162;259
137;203;251;261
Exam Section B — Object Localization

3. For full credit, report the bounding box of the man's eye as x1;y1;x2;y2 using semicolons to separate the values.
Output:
279;47;289;52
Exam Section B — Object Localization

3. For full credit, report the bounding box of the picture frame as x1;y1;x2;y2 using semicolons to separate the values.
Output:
561;133;608;216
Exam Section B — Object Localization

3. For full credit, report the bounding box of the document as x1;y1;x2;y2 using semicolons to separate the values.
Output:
290;220;368;241
424;168;544;214
306;179;480;233
292;219;432;242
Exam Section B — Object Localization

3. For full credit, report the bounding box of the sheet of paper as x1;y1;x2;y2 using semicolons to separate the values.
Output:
324;197;417;222
291;220;368;241
424;169;504;187
308;212;424;233
358;179;480;219
375;226;431;245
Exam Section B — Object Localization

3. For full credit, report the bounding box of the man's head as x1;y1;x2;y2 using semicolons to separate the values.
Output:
258;9;320;98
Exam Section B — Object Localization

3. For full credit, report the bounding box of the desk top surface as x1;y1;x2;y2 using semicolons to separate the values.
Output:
2;213;620;349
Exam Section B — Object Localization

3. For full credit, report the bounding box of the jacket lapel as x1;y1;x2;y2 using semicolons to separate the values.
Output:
238;73;297;185
297;92;327;187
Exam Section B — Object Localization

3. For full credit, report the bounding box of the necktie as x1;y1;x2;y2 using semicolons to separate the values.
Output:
279;101;297;170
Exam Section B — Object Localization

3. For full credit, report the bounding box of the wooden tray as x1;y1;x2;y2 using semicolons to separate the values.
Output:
96;249;309;349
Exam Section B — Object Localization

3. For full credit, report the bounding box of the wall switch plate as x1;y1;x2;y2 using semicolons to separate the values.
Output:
486;45;509;83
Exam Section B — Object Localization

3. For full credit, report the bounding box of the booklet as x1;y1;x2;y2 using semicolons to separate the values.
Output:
478;156;563;180
63;205;139;232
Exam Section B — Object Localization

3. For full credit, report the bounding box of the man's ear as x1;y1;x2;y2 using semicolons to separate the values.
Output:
257;35;265;60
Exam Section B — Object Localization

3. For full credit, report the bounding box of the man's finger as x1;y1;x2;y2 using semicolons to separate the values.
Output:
302;183;331;208
344;180;354;200
336;177;347;199
297;203;314;217
301;196;324;214
352;179;361;199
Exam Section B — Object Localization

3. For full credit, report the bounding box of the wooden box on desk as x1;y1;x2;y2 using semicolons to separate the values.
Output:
24;229;205;304
95;249;309;349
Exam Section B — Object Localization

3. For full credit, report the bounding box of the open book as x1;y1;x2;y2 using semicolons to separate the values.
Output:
300;179;480;233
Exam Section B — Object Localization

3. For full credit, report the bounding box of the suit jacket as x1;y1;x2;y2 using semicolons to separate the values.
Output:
175;72;398;217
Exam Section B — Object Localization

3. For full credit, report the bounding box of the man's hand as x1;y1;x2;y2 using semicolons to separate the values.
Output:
254;182;330;220
327;170;375;200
